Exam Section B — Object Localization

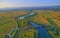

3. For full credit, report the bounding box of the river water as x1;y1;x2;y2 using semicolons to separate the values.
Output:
29;22;52;38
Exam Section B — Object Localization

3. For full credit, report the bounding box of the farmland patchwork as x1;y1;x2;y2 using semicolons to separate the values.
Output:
0;10;60;38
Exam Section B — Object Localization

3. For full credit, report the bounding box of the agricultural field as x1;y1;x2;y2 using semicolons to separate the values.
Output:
36;10;60;38
0;10;60;38
0;11;28;38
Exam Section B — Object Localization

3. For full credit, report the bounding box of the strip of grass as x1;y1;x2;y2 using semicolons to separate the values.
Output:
0;21;10;27
49;31;60;38
46;18;57;26
46;18;60;38
13;30;19;38
11;30;16;38
34;30;38;38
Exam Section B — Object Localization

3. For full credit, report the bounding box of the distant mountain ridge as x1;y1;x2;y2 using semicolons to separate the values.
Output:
0;5;60;11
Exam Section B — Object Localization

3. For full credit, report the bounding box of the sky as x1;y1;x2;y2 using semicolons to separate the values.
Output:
0;0;60;8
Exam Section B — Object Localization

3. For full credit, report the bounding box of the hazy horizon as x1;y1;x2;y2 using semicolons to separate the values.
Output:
0;0;60;8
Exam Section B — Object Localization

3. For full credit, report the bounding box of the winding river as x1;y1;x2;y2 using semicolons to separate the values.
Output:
29;22;52;38
15;12;52;38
